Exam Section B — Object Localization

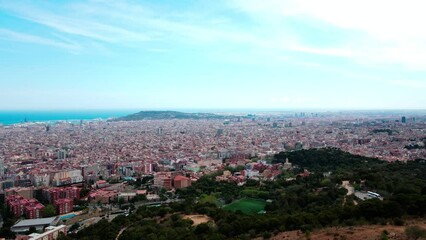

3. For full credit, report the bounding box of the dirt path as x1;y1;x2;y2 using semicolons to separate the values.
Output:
182;215;212;226
115;226;128;240
342;180;354;195
341;180;354;206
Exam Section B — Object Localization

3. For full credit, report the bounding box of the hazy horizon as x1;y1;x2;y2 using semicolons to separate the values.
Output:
2;108;426;114
2;108;425;126
1;0;426;110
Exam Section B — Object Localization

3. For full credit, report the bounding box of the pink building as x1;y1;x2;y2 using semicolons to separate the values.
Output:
173;175;191;189
54;198;73;215
88;190;119;204
6;195;45;219
43;187;81;203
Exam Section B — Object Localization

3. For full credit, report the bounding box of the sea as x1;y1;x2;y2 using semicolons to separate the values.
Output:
0;110;137;125
0;108;293;125
3;108;413;125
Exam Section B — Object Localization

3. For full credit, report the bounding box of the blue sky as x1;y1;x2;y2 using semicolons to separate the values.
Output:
0;0;425;110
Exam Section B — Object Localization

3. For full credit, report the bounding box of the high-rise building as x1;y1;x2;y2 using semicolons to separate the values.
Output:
402;116;406;123
216;129;224;137
157;127;163;135
0;152;4;178
57;150;67;160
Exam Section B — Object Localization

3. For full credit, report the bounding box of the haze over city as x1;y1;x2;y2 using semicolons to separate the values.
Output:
1;0;426;110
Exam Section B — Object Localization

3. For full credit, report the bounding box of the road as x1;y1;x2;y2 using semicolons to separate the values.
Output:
134;198;183;208
115;226;128;240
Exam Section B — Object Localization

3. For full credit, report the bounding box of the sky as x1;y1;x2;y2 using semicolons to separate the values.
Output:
0;0;425;110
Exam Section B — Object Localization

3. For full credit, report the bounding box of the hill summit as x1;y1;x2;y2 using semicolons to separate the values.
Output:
111;110;225;121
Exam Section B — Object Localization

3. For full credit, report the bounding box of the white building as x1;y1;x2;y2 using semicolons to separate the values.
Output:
26;225;67;240
51;169;83;186
31;173;50;187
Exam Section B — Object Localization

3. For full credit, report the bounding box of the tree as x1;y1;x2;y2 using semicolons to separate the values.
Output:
129;194;147;203
57;232;73;240
262;231;272;239
80;188;91;198
28;226;37;234
118;197;125;206
380;230;389;240
43;204;57;217
70;222;80;232
194;223;210;235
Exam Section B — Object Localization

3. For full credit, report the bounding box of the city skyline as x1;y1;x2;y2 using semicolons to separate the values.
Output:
1;0;426;110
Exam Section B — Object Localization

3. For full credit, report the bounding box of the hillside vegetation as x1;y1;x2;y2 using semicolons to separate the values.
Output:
65;148;426;240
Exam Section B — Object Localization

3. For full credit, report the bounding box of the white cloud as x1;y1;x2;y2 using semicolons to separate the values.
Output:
0;28;80;51
234;0;426;41
286;1;425;41
232;0;426;70
2;0;426;70
0;1;269;54
0;3;151;43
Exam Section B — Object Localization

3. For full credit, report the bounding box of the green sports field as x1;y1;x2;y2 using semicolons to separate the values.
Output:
223;198;266;214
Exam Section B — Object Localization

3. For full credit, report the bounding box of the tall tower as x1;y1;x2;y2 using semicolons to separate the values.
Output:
0;152;4;179
402;116;406;123
57;150;67;160
157;127;163;135
215;128;224;137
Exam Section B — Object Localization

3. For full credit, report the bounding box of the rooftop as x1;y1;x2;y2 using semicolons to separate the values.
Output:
12;217;57;228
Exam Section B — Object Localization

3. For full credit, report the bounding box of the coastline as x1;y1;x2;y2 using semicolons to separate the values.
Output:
0;110;136;126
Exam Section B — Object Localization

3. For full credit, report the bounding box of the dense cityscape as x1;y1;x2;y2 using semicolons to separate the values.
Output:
2;0;426;239
0;111;425;239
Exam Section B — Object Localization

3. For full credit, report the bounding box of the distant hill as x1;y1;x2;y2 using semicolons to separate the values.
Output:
110;110;225;121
